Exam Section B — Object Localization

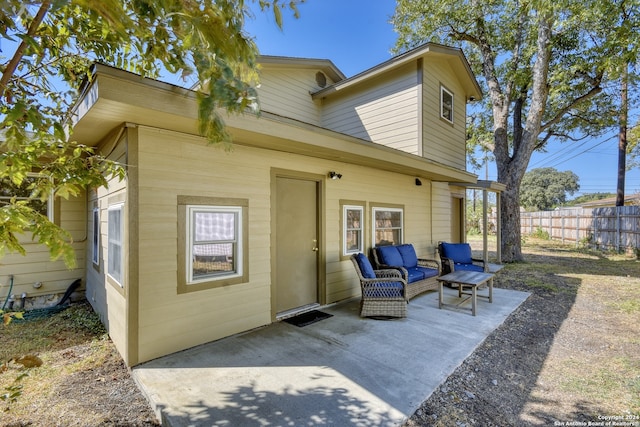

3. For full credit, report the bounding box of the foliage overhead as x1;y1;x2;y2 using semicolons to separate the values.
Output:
0;0;301;266
520;167;580;211
566;192;616;206
392;0;640;261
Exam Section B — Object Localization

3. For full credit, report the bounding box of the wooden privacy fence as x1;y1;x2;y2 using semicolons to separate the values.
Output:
490;206;640;252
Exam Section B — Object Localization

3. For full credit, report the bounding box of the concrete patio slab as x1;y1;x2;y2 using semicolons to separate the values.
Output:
132;287;530;426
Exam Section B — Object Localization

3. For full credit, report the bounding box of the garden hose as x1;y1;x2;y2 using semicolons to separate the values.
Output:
2;275;14;312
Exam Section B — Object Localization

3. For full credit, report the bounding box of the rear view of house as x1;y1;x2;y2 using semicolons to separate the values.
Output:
1;43;482;366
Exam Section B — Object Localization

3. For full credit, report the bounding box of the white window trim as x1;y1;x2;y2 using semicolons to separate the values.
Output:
186;205;243;285
0;173;54;221
92;207;100;265
107;203;124;287
342;205;364;256
372;206;404;246
440;85;454;123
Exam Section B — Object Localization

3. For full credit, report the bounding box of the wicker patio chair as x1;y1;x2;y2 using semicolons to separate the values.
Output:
350;253;408;318
437;241;486;274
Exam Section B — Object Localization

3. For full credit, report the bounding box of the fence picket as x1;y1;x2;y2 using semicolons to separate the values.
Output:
489;206;640;252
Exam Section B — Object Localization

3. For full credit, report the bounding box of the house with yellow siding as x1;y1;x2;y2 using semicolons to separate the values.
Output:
1;43;482;366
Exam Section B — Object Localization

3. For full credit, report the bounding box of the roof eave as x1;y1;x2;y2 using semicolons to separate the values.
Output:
311;42;482;102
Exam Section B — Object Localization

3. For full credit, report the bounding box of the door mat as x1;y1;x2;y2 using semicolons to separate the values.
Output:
283;310;333;327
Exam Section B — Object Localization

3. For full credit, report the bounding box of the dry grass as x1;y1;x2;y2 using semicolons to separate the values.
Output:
408;236;640;426
0;303;158;426
2;238;639;426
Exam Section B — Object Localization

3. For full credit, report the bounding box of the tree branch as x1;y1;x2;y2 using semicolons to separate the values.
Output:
0;1;51;100
540;82;603;133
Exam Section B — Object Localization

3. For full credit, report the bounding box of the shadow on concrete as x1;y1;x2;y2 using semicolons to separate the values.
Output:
156;384;399;426
133;287;530;426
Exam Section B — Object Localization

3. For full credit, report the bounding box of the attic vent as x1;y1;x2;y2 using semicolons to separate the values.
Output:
315;71;327;88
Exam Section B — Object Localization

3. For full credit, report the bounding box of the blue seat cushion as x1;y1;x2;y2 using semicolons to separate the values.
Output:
417;266;439;278
377;245;404;267
405;267;425;283
355;253;376;278
397;244;418;268
441;242;473;264
362;281;404;298
454;263;484;272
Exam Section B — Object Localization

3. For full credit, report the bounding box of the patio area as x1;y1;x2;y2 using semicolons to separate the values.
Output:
132;286;529;426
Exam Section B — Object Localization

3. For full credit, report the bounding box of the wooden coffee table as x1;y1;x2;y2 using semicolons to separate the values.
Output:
437;270;495;316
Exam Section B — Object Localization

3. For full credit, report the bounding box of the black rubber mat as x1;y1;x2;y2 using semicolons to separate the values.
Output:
283;310;333;327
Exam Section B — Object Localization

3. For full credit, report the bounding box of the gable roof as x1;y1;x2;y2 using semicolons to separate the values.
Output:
311;42;482;101
258;55;346;83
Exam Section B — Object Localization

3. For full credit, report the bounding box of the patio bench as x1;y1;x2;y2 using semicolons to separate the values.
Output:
372;244;440;300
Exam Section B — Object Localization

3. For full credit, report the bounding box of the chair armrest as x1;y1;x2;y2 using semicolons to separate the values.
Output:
374;269;404;279
374;264;409;281
440;256;455;272
471;258;486;266
417;258;440;273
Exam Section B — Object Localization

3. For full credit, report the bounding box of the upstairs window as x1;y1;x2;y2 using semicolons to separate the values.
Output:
441;86;454;123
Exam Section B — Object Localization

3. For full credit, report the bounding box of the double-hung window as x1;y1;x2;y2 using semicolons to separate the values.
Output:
440;85;454;123
107;203;124;286
188;206;242;283
342;204;364;257
372;207;404;246
0;174;53;220
178;196;248;293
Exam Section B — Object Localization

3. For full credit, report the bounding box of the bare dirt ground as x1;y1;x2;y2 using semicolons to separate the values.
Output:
1;238;639;426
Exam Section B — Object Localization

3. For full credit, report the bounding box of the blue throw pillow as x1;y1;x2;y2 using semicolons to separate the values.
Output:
355;253;376;278
397;244;418;268
377;245;404;267
441;242;473;264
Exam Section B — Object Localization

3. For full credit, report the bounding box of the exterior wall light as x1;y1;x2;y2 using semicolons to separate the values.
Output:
329;171;342;180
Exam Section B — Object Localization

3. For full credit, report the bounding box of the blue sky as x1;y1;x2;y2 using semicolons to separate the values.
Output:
241;0;640;197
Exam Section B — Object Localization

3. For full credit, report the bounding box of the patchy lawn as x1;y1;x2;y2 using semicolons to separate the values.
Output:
406;236;640;426
1;237;638;426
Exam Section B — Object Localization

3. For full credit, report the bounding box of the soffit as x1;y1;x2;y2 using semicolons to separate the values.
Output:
71;64;477;184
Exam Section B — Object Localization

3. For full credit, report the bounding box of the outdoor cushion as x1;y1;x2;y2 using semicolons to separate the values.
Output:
440;242;473;264
355;253;376;279
377;245;404;267
452;263;484;272
404;267;425;283
397;244;418;268
417;266;439;278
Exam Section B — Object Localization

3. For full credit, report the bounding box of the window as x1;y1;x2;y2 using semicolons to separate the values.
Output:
372;207;403;246
0;174;54;220
92;207;100;265
188;206;242;283
107;203;124;286
342;204;364;256
177;196;249;293
441;86;454;123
